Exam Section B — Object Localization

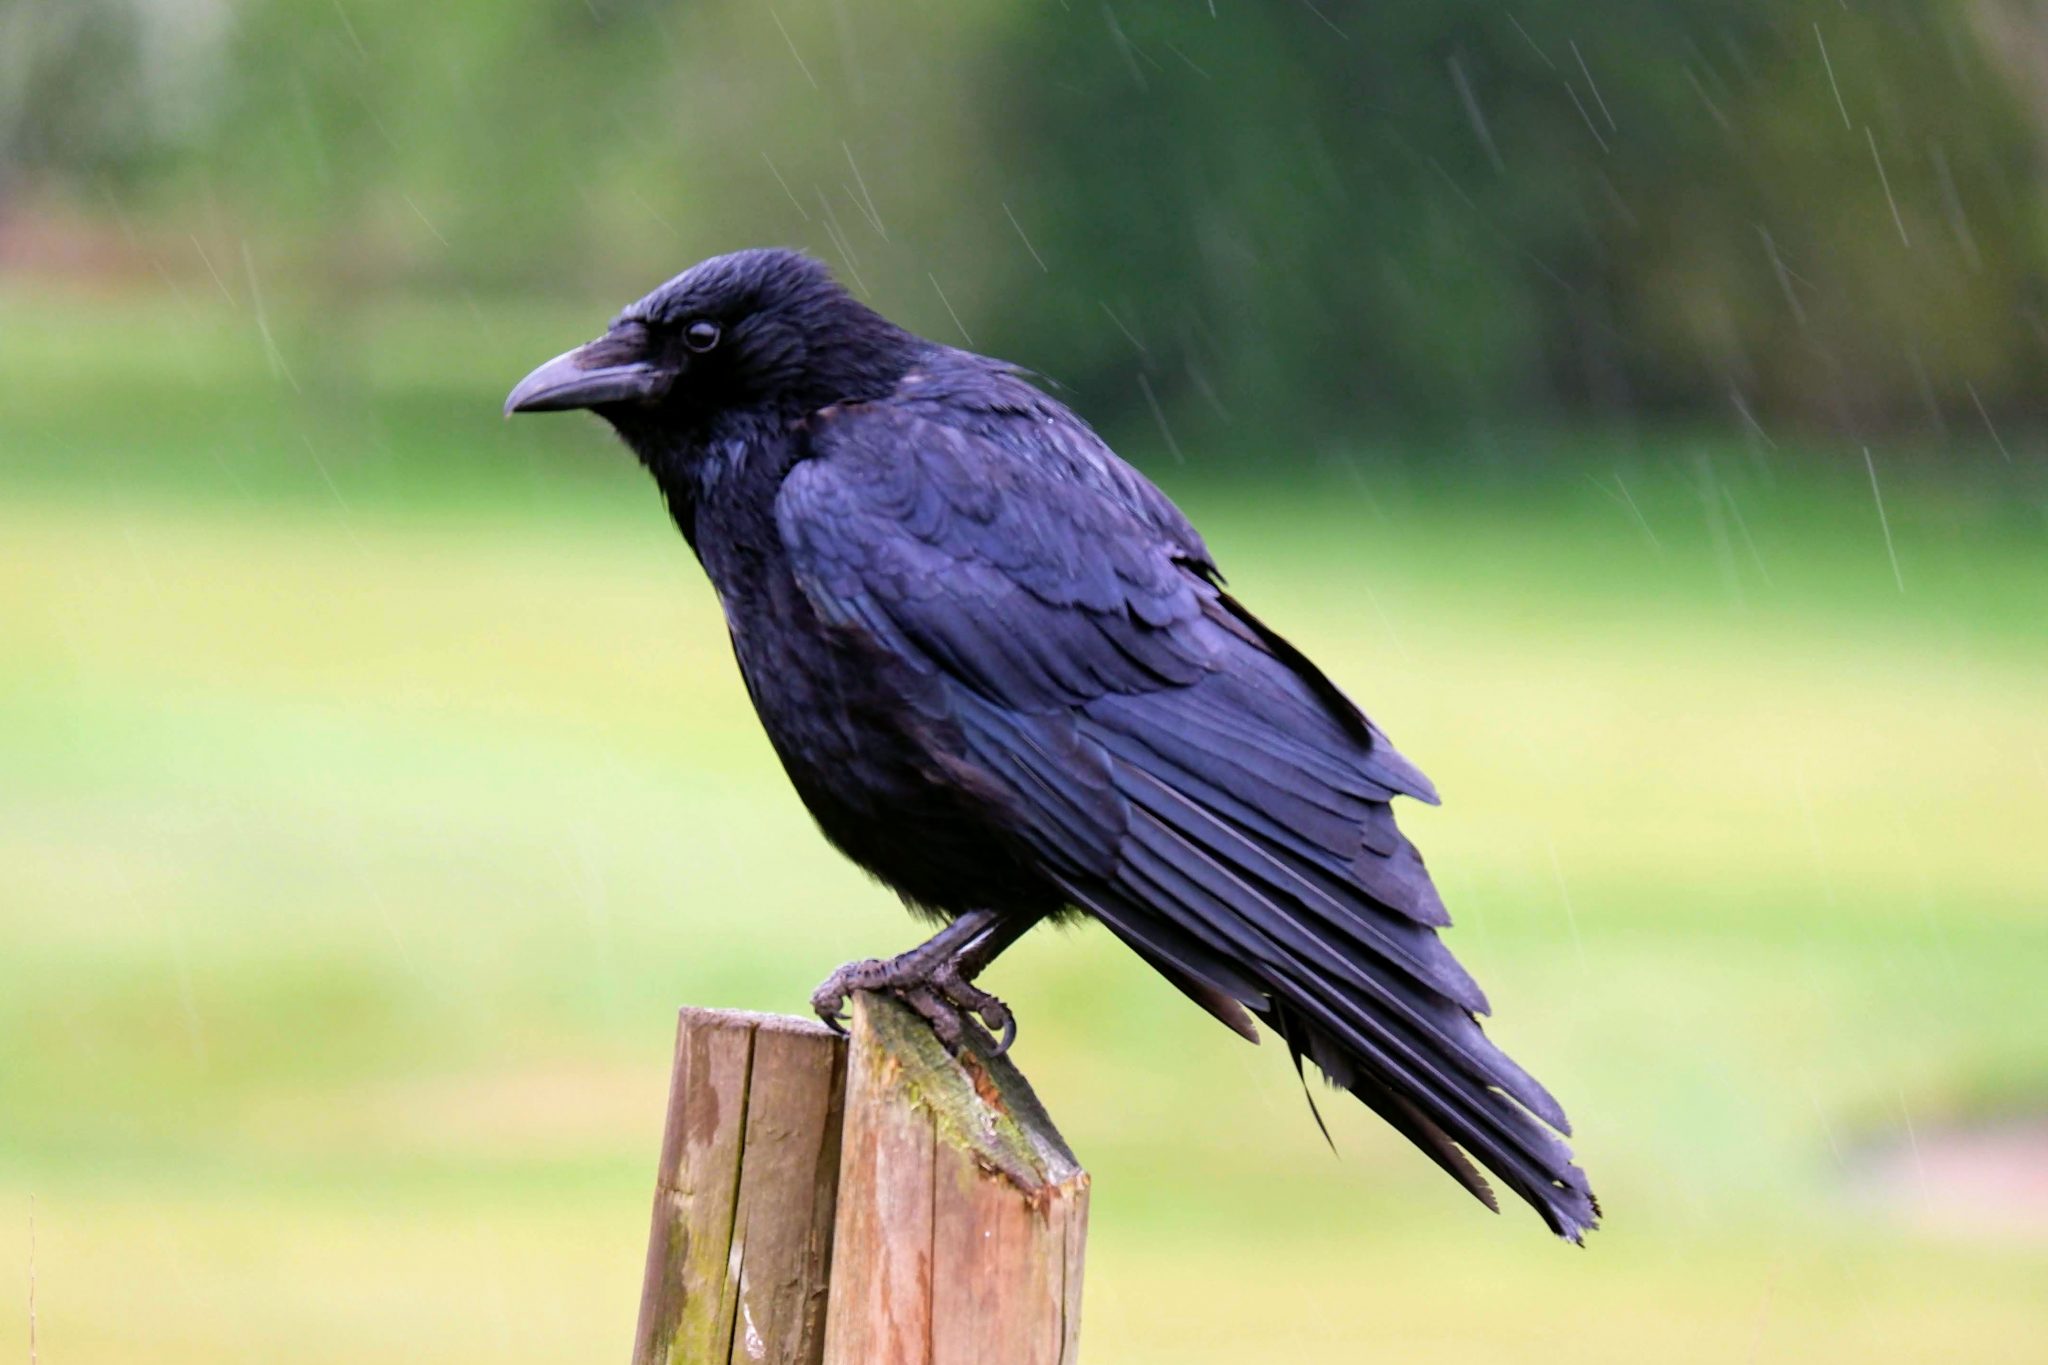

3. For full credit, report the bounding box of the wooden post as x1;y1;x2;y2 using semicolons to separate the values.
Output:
822;992;1090;1365
629;994;1090;1365
631;1009;848;1365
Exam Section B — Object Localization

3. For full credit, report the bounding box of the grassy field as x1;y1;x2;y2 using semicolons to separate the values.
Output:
3;284;2046;1362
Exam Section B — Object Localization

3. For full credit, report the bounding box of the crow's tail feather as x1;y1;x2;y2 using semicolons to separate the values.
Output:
1063;767;1600;1243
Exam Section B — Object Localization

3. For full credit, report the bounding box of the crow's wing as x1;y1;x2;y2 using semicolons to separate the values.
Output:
776;391;1598;1240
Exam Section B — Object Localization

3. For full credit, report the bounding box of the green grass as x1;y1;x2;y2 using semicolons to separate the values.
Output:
3;283;2046;1362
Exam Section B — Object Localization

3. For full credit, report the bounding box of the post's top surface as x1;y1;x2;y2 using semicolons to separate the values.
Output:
675;1005;844;1041
850;990;1086;1193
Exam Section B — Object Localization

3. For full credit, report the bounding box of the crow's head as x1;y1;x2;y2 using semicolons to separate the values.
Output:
505;249;915;443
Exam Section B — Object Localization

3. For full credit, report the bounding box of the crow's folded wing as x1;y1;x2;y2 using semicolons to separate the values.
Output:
778;396;1215;709
775;396;1598;1240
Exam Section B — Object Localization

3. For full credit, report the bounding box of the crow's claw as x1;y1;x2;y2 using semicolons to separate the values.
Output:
811;957;891;1034
810;941;1019;1057
931;962;1014;1056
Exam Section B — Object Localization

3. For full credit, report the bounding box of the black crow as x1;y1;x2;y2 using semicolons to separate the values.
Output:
506;248;1598;1240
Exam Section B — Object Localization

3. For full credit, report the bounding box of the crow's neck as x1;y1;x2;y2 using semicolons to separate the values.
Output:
619;406;788;557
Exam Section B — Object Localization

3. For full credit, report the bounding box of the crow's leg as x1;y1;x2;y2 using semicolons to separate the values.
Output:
810;908;1035;1054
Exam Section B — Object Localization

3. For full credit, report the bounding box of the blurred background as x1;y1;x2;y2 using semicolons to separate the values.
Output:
3;2;2046;1361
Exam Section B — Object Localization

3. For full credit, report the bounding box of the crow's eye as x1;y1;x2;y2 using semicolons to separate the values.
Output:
684;319;721;352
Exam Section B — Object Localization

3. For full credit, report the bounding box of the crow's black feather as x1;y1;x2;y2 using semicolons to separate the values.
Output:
507;248;1598;1242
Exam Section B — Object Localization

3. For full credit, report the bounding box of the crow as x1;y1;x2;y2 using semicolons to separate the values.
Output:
506;248;1598;1240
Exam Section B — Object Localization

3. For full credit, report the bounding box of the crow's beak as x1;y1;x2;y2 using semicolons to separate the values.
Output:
504;336;673;416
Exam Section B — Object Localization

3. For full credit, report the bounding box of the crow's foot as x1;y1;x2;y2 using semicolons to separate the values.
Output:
932;960;1016;1055
810;941;1016;1056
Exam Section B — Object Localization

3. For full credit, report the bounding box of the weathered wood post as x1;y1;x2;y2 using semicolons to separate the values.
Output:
629;993;1090;1365
630;1009;847;1365
823;992;1090;1365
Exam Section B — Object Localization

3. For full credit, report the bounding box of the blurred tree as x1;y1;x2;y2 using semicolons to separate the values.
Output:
979;2;2048;441
0;0;229;196
5;0;2043;448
